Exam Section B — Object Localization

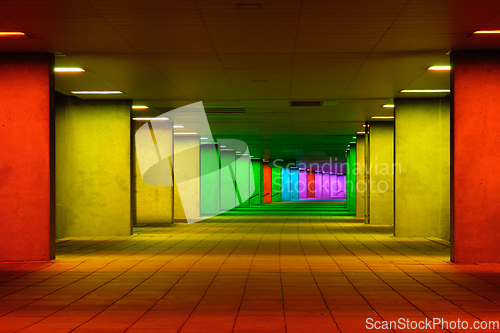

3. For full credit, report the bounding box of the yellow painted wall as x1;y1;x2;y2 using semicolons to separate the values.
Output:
133;121;173;224
369;122;394;225
394;97;450;239
55;96;132;238
173;136;200;223
356;136;365;219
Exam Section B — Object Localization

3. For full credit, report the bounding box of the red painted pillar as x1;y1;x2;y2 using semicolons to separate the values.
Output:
263;162;272;203
307;171;315;198
452;51;500;263
0;53;55;261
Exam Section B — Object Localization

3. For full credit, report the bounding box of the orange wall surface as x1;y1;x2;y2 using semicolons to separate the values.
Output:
307;171;315;198
0;53;54;261
452;51;500;263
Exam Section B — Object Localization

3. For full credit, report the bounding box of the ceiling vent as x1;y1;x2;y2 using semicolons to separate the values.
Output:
290;101;323;106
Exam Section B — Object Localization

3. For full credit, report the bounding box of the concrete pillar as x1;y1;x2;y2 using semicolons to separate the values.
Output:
356;135;366;219
322;173;330;198
220;150;237;210
133;120;173;224
394;98;450;238
236;154;251;206
452;51;500;262
337;175;346;198
330;174;337;197
299;170;307;199
173;135;200;222
56;95;132;237
250;159;263;205
290;168;299;200
347;145;357;214
315;172;323;198
263;162;272;203
0;53;55;261
271;168;282;202
369;122;394;225
201;144;220;215
307;171;315;198
281;168;291;201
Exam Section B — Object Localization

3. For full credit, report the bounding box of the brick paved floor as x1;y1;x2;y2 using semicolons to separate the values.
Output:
1;204;499;332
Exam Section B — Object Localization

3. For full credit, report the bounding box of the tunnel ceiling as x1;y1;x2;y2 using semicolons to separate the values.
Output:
2;0;500;159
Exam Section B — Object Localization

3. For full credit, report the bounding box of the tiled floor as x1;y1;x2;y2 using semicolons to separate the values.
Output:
1;205;500;332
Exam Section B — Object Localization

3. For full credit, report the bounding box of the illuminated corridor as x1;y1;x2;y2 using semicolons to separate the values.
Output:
1;205;499;332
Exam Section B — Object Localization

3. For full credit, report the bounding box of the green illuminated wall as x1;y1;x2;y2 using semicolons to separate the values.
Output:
347;145;356;214
250;160;263;205
236;154;251;207
356;135;365;219
200;144;220;216
271;168;282;202
220;150;237;210
56;96;132;238
369;122;394;225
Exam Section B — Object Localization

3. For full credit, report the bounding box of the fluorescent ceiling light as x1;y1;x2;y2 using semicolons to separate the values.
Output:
350;142;356;144
71;90;123;94
133;117;169;121
473;30;500;34
174;132;197;135
131;105;148;109
173;125;184;128
201;137;208;140
372;116;395;119
383;104;395;108
357;131;366;134
401;89;450;93
428;65;451;71
0;32;26;37
54;67;85;73
236;151;242;153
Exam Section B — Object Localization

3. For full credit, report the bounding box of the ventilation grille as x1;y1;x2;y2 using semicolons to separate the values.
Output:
290;101;323;106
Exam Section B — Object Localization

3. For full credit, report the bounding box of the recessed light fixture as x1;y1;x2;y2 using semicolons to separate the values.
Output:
428;66;451;71
132;105;148;109
473;30;500;34
71;91;123;94
201;137;208;140
173;125;184;128
357;131;366;134
236;151;242;153
401;89;450;93
372;116;395;119
133;117;169;121
383;104;395;108
54;67;85;73
174;132;197;135
363;124;370;127
250;155;254;158
220;146;226;148
0;32;27;37
350;142;356;144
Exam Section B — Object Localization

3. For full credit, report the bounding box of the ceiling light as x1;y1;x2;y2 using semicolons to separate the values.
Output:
132;105;148;109
352;136;356;139
220;145;226;148
201;137;208;140
372;116;394;119
473;30;500;34
174;132;197;135
133;117;169;121
236;151;242;153
173;125;184;128
383;104;395;108
0;32;26;37
357;131;366;134
350;142;356;144
54;67;85;73
428;66;451;71
71;91;123;94
363;124;370;127
400;89;450;93
250;156;254;158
